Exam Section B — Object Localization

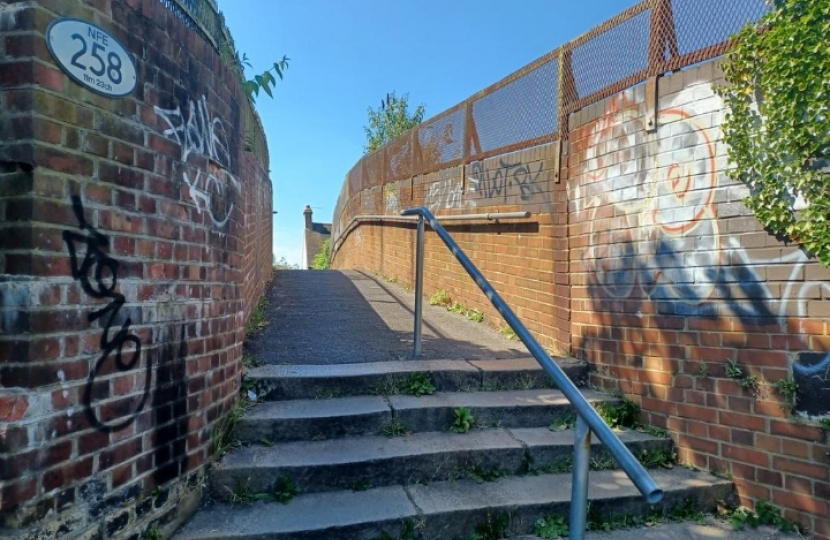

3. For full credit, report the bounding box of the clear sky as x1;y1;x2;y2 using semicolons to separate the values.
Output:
220;0;639;268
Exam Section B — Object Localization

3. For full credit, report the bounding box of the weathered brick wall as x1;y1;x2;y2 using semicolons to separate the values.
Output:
332;59;830;538
0;1;272;538
332;143;569;352
568;62;829;537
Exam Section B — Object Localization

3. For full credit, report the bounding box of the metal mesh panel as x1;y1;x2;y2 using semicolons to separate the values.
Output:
363;147;386;189
416;107;465;171
569;8;651;103
348;160;363;198
332;1;773;248
471;58;559;156
672;0;768;58
385;130;414;182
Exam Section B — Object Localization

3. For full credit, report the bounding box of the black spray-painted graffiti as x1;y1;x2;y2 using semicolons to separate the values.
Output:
154;95;239;227
468;159;551;206
63;195;150;432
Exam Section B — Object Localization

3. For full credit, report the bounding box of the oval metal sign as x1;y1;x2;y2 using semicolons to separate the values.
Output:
46;17;137;98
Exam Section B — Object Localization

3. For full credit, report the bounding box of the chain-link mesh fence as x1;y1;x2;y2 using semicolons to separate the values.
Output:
342;0;768;215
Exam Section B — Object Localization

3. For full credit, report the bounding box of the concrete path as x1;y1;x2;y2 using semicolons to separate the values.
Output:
245;269;530;364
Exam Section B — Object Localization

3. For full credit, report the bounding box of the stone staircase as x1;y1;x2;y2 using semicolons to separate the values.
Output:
173;357;733;540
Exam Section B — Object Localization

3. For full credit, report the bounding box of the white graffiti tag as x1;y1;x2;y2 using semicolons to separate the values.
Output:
155;95;237;227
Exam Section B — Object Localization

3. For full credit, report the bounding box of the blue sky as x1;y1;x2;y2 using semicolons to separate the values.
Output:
220;0;638;267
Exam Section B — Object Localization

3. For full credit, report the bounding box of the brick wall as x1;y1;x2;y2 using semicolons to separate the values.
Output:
0;1;272;538
568;62;830;537
332;142;570;352
331;60;830;538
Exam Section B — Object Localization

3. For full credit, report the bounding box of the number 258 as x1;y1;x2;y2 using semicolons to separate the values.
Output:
70;34;122;84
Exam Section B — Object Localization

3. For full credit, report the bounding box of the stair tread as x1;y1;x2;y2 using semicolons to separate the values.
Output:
218;428;523;468
174;468;731;540
242;395;389;421
241;387;608;423
247;356;581;379
388;387;606;410
216;426;666;470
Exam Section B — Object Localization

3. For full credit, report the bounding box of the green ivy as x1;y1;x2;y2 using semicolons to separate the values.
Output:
716;0;830;266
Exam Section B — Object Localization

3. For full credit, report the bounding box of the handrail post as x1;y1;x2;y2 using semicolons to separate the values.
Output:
412;213;425;358
569;414;591;540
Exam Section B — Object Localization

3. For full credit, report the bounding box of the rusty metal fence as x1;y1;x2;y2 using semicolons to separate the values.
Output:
156;0;270;168
332;0;767;241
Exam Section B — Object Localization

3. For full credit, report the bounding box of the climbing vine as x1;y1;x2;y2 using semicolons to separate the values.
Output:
716;0;830;265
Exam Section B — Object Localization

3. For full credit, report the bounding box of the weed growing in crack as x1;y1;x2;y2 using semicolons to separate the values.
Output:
380;419;411;437
273;476;301;503
595;398;642;429
429;289;452;307
534;514;568;539
451;407;475;433
549;412;576;432
402;372;436;396
774;377;799;412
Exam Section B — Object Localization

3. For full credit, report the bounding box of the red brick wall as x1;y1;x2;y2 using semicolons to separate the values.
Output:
332;143;570;352
0;1;272;538
331;60;830;538
568;62;830;537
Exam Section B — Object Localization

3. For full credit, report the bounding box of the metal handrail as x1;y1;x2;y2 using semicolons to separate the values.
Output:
401;206;663;540
331;211;532;265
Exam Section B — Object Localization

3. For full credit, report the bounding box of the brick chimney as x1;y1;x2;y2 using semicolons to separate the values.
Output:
304;205;313;229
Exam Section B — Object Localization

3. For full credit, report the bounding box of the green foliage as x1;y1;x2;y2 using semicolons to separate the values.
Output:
273;476;301;503
451;407;475;433
549;412;577;432
534;514;569;539
380;419;411;437
364;92;425;154
595;398;642;429
143;527;162;540
638;447;677;469
245;294;270;337
774;377;799;412
210;396;253;459
717;0;830;266
499;326;519;341
725;360;759;394
820;418;830;431
219;43;290;101
466;309;484;322
402;372;436;396
729;501;797;532
466;464;507;484
312;238;331;270
429;289;452;307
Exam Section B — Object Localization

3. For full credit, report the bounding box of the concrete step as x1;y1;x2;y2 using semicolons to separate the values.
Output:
246;357;588;401
209;426;672;498
174;468;733;540
235;388;611;443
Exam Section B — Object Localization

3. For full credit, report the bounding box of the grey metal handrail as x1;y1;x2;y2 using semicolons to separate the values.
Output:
401;206;663;540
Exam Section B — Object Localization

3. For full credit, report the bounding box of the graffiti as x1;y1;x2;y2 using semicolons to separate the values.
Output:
182;166;240;228
578;86;727;314
468;158;551;208
63;196;149;432
154;95;230;167
425;177;473;212
384;183;399;214
574;82;830;415
155;95;238;227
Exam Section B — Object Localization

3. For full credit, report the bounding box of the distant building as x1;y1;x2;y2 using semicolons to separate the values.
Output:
302;205;332;269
